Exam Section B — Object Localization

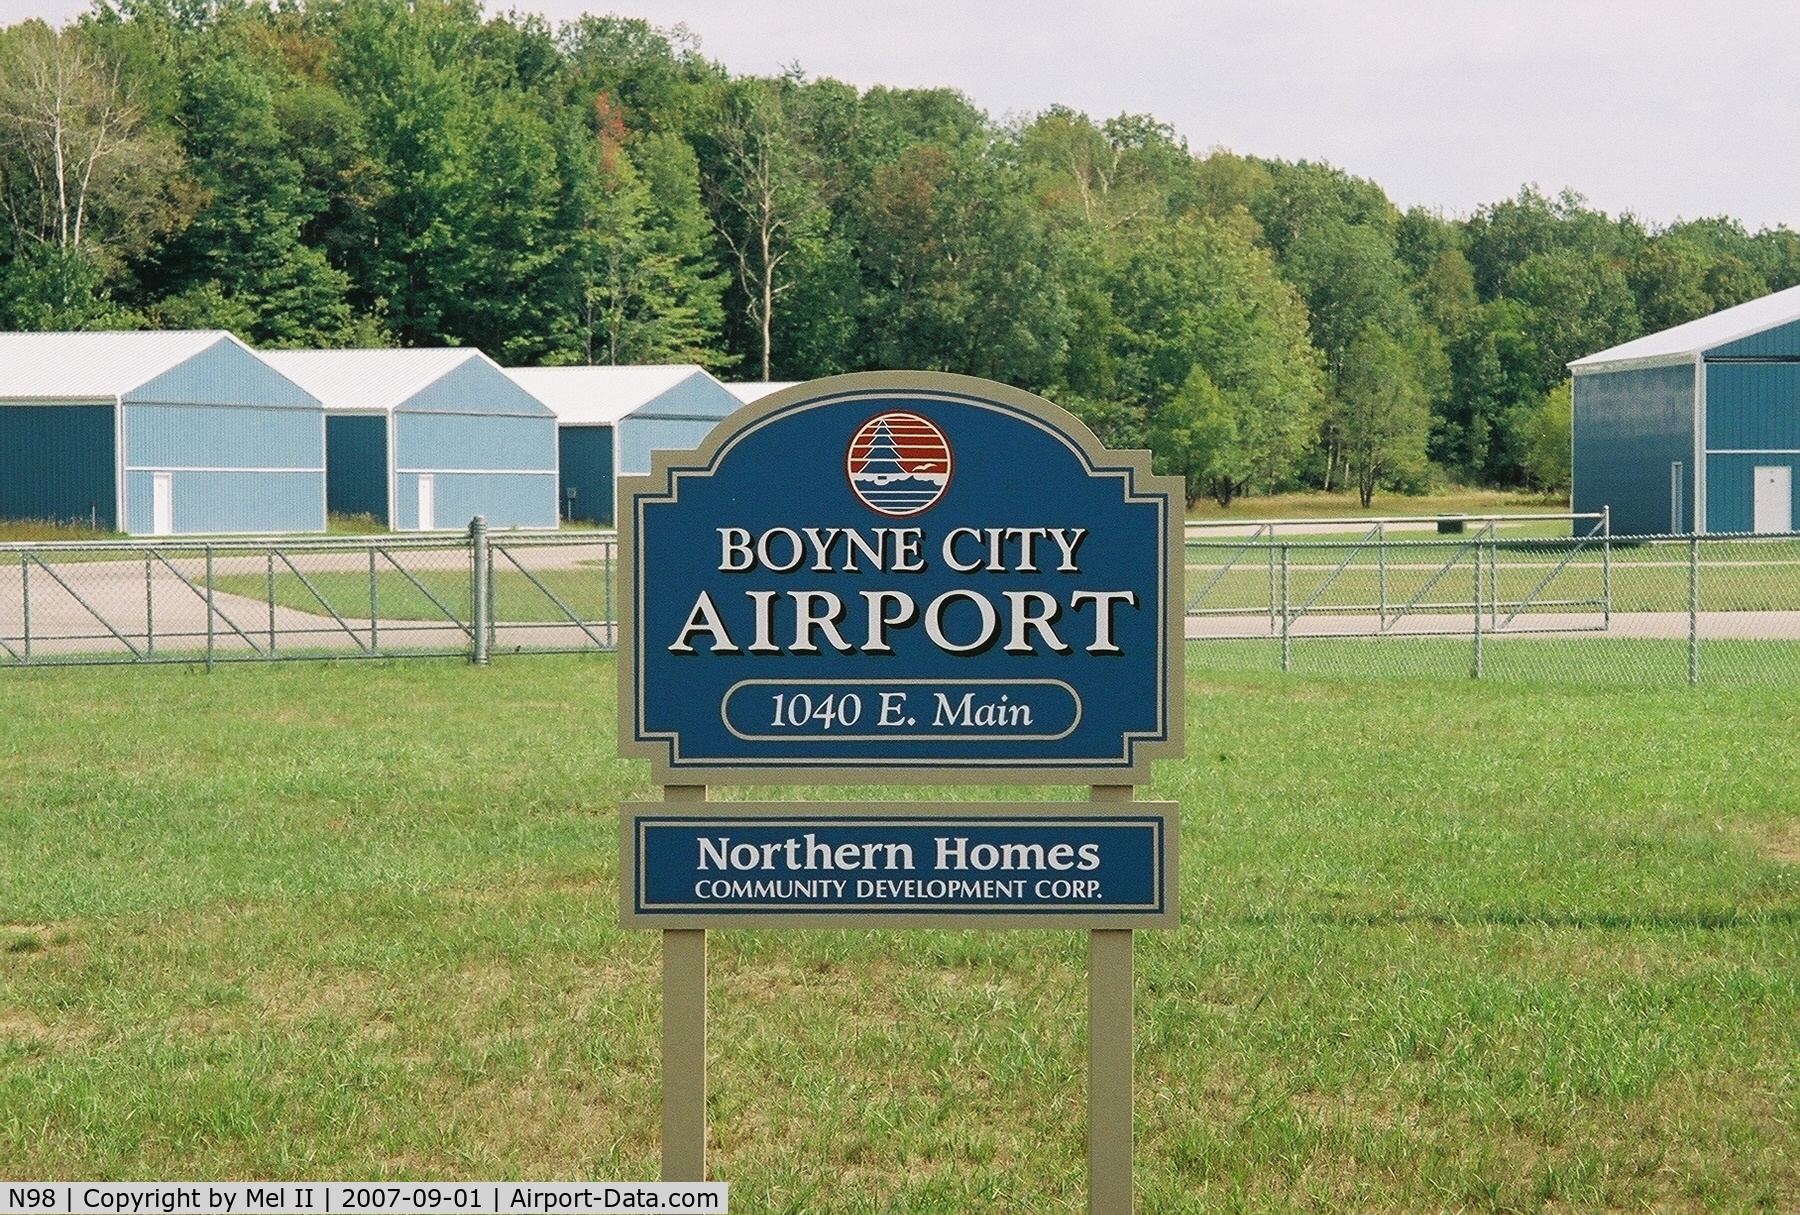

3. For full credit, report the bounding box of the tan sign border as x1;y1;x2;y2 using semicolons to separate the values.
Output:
619;800;1179;929
616;371;1187;786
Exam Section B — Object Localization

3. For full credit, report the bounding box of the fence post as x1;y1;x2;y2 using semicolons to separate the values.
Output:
471;516;490;665
1488;528;1498;627
1688;533;1700;686
206;545;216;673
1267;526;1276;636
369;545;379;653
1471;540;1483;679
1602;505;1612;627
21;552;30;663
1377;521;1386;627
146;554;154;658
1279;543;1290;672
267;551;276;655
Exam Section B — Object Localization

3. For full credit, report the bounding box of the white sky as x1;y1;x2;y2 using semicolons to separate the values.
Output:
8;0;1798;231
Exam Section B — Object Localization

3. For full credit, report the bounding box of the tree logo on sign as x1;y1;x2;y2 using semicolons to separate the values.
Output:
846;411;953;516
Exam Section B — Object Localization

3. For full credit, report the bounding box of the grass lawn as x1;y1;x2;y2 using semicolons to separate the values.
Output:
0;521;122;544
211;566;614;626
0;654;1795;1211
1187;489;1570;522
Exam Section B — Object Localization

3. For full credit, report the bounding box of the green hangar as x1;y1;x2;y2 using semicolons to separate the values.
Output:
1572;284;1800;535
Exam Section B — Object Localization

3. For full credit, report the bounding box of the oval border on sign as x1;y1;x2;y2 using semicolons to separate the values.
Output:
720;678;1083;743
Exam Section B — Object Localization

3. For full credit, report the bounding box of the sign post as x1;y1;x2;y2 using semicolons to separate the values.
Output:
618;371;1185;1209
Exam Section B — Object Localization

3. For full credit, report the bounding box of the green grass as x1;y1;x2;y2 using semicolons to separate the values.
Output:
1187;488;1571;522
211;567;615;625
1188;539;1800;615
1;654;1796;1210
0;520;122;543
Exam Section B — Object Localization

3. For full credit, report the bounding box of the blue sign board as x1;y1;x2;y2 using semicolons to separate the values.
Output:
617;372;1185;784
620;803;1179;927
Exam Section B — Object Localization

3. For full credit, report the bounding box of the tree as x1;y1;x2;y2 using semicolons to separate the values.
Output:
559;120;728;366
1151;364;1243;507
0;19;191;275
1336;325;1431;507
1103;209;1324;493
0;241;137;329
703;77;822;381
853;142;1066;387
144;13;361;346
1519;378;1572;494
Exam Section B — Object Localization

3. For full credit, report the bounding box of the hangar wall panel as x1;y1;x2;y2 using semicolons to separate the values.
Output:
126;338;317;407
558;425;613;524
125;470;325;535
0;403;115;529
394;471;558;530
1703;362;1800;451
406;359;549;416
395;413;558;472
618;417;725;476
326;415;390;521
125;404;325;471
629;373;741;421
1573;362;1695;535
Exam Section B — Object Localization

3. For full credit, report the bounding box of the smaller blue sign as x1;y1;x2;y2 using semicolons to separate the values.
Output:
620;804;1178;928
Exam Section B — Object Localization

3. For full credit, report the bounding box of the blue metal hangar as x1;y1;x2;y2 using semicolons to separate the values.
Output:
1572;284;1800;535
265;349;560;531
504;365;740;525
0;330;325;535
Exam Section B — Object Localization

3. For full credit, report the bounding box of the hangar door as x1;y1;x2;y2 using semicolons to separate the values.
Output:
1754;465;1792;533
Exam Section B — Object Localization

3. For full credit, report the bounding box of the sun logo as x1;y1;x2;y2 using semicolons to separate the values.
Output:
846;411;953;516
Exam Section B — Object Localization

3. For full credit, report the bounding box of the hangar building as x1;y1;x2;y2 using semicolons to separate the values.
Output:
505;365;739;525
266;349;559;531
0;330;325;535
1572;284;1800;535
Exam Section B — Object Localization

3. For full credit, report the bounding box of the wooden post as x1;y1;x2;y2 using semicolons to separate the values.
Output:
1088;784;1135;1214
662;784;707;1181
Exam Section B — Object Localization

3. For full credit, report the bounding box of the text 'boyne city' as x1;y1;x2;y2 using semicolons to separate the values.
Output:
668;525;1138;657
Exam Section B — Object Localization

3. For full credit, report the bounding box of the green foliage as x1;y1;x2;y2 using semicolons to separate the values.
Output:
0;242;139;329
2;3;1796;497
1335;324;1432;507
1150;364;1239;506
1521;377;1573;492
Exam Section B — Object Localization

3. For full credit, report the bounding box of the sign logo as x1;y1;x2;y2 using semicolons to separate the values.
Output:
847;410;952;516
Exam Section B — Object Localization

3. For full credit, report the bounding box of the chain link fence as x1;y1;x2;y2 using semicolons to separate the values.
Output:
0;520;616;668
1186;513;1800;685
7;511;1796;684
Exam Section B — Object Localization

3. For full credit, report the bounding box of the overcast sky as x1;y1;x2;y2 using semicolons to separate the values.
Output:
8;0;1798;230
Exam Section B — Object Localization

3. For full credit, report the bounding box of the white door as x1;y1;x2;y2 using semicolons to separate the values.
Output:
416;474;436;531
151;472;173;536
1753;465;1792;534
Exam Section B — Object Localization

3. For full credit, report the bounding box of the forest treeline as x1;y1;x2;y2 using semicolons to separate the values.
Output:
4;1;1798;504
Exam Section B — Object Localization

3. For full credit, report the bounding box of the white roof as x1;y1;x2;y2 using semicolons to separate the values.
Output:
724;381;800;404
504;364;720;425
0;330;248;398
1571;283;1800;370
262;347;492;411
